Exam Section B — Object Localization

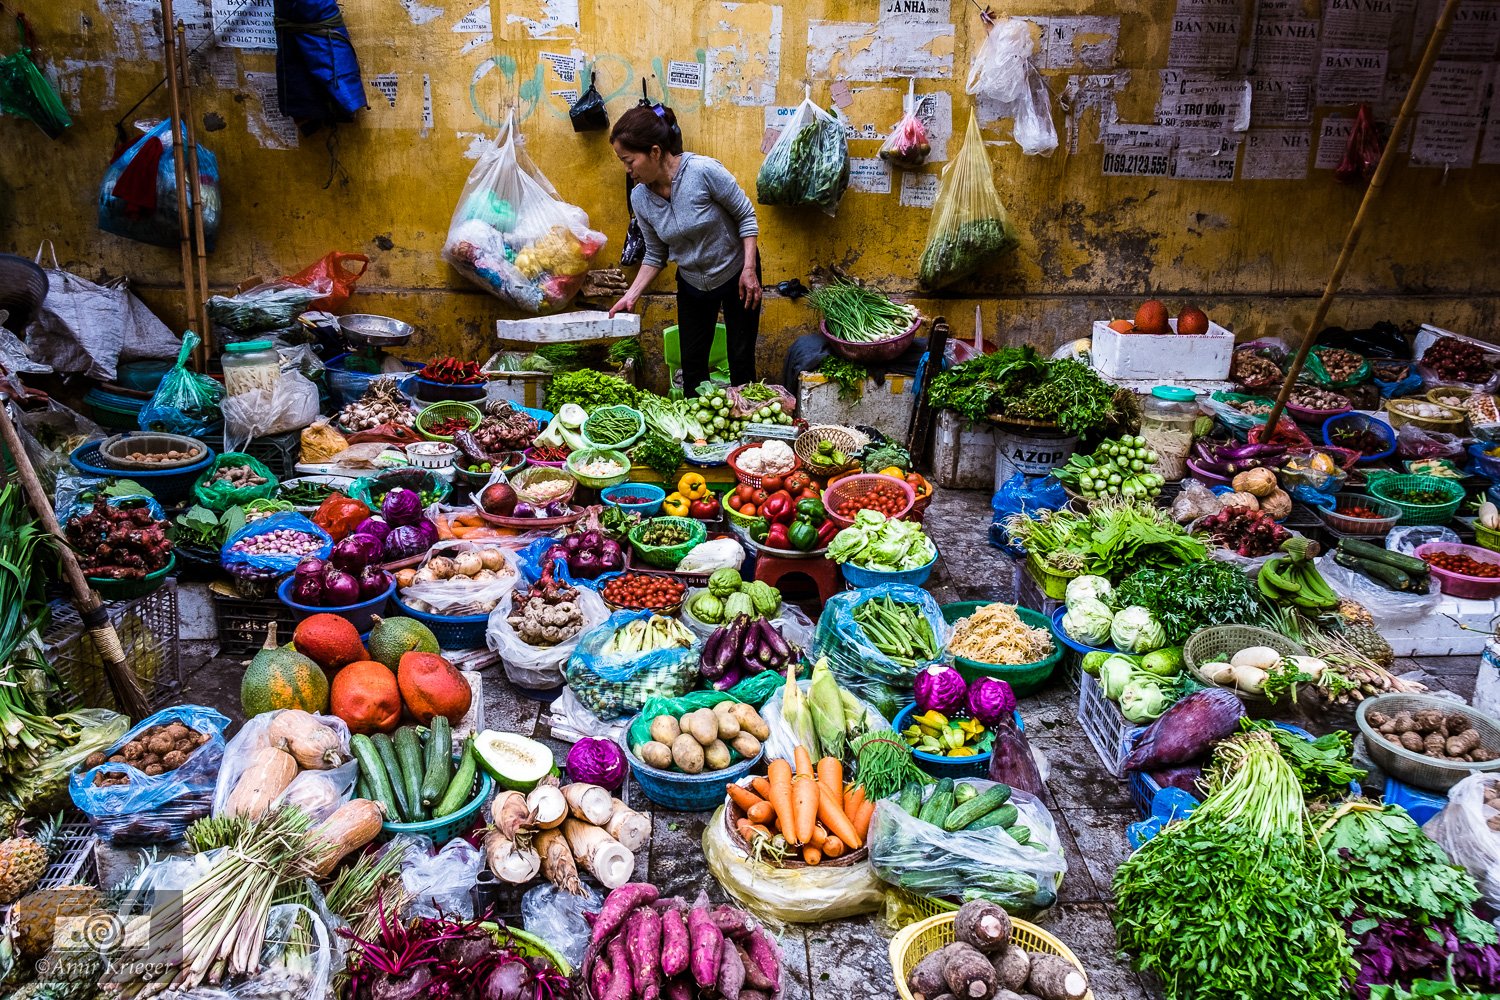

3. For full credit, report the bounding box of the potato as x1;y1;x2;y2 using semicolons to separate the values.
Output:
650;715;682;745
640;740;673;769
671;734;706;774
713;701;737;714
731;702;770;740
688;709;719;746
731;732;762;759
715;709;741;740
703;738;731;771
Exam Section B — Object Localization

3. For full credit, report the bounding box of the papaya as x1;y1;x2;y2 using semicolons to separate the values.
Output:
292;613;369;670
367;615;440;671
241;622;329;717
397;651;471;725
330;659;402;734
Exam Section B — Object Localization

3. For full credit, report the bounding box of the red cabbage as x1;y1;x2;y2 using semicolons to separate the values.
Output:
966;677;1017;727
384;524;430;561
381;487;424;527
565;737;626;790
354;516;391;545
414;518;439;547
321;568;361;606
332;532;383;570
913;664;967;715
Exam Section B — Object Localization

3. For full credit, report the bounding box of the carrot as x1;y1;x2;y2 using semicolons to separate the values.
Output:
792;774;818;845
750;776;772;799
456;511;484;526
801;844;821;865
817;757;843;814
747;801;775;825
726;783;766;813
766;758;796;843
852;797;876;840
435;516;456;540
844;784;867;816
808;824;828;848
815;781;863;849
737;819;773;842
822;836;845;859
793;746;814;778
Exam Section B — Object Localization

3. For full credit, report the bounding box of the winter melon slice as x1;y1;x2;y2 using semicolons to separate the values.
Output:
473;731;554;791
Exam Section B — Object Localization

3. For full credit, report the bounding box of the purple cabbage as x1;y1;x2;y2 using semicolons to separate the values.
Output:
413;518;439;547
913;664;967;715
565;737;627;790
332;532;383;571
383;524;430;561
381;487;424;527
353;516;391;545
966;677;1017;727
1122;688;1245;773
321;568;361;606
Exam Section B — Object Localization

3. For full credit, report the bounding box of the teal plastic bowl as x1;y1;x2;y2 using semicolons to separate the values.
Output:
892;703;1025;779
940;601;1062;696
602;482;666;517
380;765;493;842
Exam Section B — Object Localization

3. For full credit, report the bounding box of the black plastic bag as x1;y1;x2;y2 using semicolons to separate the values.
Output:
569;78;609;133
621;176;646;266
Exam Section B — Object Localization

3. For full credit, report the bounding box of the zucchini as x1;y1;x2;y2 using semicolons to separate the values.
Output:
918;777;955;827
355;774;371;801
371;733;412;822
1337;537;1431;576
434;737;479;818
422;717;453;808
351;735;400;821
897;781;924;817
394;727;427;822
943;786;1013;832
964;803;1020;832
1333;550;1414;591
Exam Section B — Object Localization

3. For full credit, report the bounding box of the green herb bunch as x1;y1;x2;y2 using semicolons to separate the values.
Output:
816;357;869;401
1110;560;1260;645
926;346;1116;436
631;431;685;479
544;369;638;411
1240;720;1365;801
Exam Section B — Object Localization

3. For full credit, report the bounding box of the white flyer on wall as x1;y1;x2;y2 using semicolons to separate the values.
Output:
1418;61;1492;117
1168;0;1244;70
848;158;893;193
1250;76;1312;123
1314;114;1355;168
1101;126;1177;177
898;171;939;208
1411;0;1500;60
540;52;579;84
668;60;705;91
1481;99;1500;164
1410;113;1482;166
1322;0;1397;48
1174;134;1240;180
1242;126;1313;177
1156;72;1253;131
879;0;951;22
914;90;953;162
1316;49;1388;103
1023;16;1122;70
1250;18;1321;73
212;0;276;49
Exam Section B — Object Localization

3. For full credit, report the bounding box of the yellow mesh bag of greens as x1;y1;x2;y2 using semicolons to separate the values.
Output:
918;111;1018;289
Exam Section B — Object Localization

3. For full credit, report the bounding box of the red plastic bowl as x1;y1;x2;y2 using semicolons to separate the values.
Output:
1415;542;1500;600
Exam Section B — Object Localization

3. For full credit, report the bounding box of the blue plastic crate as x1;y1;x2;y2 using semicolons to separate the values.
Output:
393;596;490;650
1382;775;1448;825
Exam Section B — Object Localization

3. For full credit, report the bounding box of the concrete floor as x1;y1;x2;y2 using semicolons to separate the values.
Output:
147;486;1481;1000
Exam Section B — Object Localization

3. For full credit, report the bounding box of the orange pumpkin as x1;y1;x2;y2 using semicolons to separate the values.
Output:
329;660;402;735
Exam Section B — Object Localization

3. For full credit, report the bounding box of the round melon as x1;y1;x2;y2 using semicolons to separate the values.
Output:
241;622;329;717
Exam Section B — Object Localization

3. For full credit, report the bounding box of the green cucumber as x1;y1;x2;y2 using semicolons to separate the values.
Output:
918;777;955;827
434;737;479;818
371;733;412;822
897;781;924;817
1333;550;1414;591
953;782;978;804
943;786;1013;832
1009;824;1032;845
394;726;427;822
1337;537;1431;576
355;774;371;801
351;735;400;821
964;803;1020;832
422;717;453;808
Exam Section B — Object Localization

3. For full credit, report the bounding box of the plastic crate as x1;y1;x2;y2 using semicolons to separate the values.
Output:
0;822;99;924
214;591;299;660
1382;775;1448;825
43;583;182;713
1077;670;1133;777
199;429;301;479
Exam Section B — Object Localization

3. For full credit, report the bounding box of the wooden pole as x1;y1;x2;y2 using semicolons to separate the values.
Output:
176;21;211;359
159;0;197;341
1263;0;1463;432
0;397;150;720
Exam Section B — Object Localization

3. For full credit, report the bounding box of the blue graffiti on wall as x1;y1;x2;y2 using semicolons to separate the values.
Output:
469;50;707;127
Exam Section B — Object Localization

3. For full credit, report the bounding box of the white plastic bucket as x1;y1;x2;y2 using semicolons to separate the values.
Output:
992;423;1079;489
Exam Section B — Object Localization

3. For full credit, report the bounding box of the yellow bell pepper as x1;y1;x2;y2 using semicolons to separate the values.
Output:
677;472;709;500
662;492;691;517
879;465;906;479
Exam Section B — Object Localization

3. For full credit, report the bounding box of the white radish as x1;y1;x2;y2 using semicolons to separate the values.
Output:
485;828;542;884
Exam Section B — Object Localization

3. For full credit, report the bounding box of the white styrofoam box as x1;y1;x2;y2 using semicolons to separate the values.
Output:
797;371;917;428
485;373;551;409
1099;375;1236;395
1413;324;1500;365
1381;593;1493;657
1091;318;1235;381
931;410;995;489
495;310;641;344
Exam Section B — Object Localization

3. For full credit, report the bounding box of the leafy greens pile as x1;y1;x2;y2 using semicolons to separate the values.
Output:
1239;719;1365;802
1110;560;1260;645
543;369;638;411
1006;497;1206;578
927;345;1117;436
827;510;935;570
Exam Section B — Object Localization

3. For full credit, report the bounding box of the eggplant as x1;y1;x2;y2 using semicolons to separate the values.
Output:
1122;688;1246;773
699;627;730;681
735;615;758;673
453;429;489;465
759;618;793;662
714;666;743;691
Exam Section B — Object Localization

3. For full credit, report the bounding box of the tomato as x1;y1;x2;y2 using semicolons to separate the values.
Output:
786;471;810;492
761;474;785;493
740;503;757;517
795;487;820;502
751;488;769;505
734;484;756;504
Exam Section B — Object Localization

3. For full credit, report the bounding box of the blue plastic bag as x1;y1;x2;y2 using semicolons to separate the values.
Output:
813;584;950;718
1374;371;1424;399
1290;484;1337;511
61;491;166;527
70;706;230;844
989;473;1068;554
221;511;332;582
564;609;702;719
138;333;224;436
99;118;220;250
516;535;620;592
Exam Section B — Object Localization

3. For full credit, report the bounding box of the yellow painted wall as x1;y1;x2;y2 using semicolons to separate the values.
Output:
1;0;1497;392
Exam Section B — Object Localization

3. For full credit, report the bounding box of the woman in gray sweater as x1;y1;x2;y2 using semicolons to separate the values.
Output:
607;105;761;395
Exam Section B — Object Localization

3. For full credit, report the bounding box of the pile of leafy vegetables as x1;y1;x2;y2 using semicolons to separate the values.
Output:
630;431;684;479
1370;978;1500;1000
1006;497;1205;578
1240;719;1365;802
1109;558;1257;644
927;345;1117;436
817;356;869;401
544;369;638;411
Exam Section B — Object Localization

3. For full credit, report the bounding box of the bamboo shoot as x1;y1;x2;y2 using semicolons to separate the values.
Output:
562;782;614;825
491;789;535;841
527;781;568;829
605;798;650;852
563;818;635;889
485;828;542;884
536;827;584;895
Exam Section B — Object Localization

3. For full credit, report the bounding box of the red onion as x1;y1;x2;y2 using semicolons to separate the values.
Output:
321;568;362;606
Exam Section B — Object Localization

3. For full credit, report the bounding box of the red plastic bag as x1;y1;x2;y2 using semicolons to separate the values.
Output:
312;492;371;541
1335;104;1384;185
284;251;369;312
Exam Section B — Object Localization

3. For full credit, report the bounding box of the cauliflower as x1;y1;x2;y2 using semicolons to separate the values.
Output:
760;440;795;474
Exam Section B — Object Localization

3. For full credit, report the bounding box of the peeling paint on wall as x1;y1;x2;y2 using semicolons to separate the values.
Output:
705;3;782;107
243;71;299;149
397;0;444;26
504;0;580;40
806;18;955;82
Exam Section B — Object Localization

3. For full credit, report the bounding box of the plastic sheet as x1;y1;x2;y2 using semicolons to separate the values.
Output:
1423;773;1500;911
624;676;781;750
70;705;230;844
703;802;886;924
210;709;354;820
400;835;484;919
138;332;224;436
191;452;279;512
1315;553;1440;626
1388;524;1461;555
521;882;603;969
487;583;611;691
564;609;703;719
868;780;1065;913
1397;422;1467;460
917;111;1017;289
223;370;321;453
812;585;949;716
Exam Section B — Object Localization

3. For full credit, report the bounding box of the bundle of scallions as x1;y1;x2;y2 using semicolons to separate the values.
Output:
808;279;920;343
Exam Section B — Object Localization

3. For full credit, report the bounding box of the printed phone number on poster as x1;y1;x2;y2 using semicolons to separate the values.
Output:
1102;151;1174;177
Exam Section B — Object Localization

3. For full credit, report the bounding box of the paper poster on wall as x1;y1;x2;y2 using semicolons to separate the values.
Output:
1411;0;1500;60
1250;76;1313;122
1316;49;1388;103
668;60;705;91
1167;0;1244;71
1322;0;1397;48
915;90;953;162
1313;114;1355;168
1409;113;1482;166
1064;72;1128;153
1022;16;1122;70
212;0;275;49
1250;18;1321;73
1242;127;1313;177
1481;99;1500;164
371;74;399;108
1418;61;1492;117
243;71;299;149
1101;125;1178;177
1174;134;1241;179
898;171;939;207
879;0;951;22
806;19;955;81
1155;72;1253;131
504;0;580;40
706;2;784;107
540;52;579;84
848;158;894;193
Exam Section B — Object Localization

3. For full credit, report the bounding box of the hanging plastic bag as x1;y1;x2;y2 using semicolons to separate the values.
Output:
223;369;321;451
0;14;71;138
221;511;333;583
138;332;225;436
487;583;612;692
812;585;950;717
69;705;230;844
879;81;932;170
918;111;1018;289
1336;103;1383;185
564;609;703;719
99;118;220;250
755;90;850;216
284;251;369;312
868;780;1065;913
703;796;887;923
1012;63;1058;156
569;67;610;132
1424;773;1500;911
621;175;647;266
443;113;607;314
210;709;355;821
966;17;1032;107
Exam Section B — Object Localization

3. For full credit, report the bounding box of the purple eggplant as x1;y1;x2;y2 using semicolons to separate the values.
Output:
759;618;793;664
714;666;743;691
1122;688;1246;772
736;615;760;673
699;627;730;681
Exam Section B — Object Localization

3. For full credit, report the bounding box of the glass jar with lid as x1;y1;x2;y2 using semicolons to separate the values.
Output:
221;340;281;398
1140;385;1200;480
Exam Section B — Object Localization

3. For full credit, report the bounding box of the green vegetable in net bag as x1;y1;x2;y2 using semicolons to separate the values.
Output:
756;94;850;216
138;332;224;436
191;452;278;512
918;111;1018;289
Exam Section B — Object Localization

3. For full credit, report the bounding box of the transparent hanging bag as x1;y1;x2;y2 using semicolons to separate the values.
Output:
918;111;1018;289
879;80;932;170
755;89;850;216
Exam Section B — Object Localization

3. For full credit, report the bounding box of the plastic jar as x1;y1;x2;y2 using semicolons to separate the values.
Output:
221;340;281;398
1140;385;1200;480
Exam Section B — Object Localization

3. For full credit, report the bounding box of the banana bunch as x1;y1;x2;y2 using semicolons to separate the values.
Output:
1257;537;1339;612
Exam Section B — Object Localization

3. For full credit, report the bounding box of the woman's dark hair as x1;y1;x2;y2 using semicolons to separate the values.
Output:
610;105;683;156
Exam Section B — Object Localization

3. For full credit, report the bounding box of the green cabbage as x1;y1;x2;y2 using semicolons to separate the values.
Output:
1064;574;1113;608
1110;605;1167;654
1062;597;1114;647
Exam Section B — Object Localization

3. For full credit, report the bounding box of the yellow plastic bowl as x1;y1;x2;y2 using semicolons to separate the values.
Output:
889;913;1095;1000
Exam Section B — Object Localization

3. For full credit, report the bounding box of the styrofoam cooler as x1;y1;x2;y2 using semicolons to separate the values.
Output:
1091;318;1234;380
931;411;996;489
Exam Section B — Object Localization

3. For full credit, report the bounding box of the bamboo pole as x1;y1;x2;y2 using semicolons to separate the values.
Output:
176;21;211;358
1263;0;1463;432
0;395;150;720
159;0;197;342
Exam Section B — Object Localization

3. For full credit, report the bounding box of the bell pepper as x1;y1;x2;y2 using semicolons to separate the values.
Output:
795;498;825;524
760;490;794;523
766;522;791;549
815;518;839;546
662;492;690;517
677;472;709;500
905;472;932;498
751;521;770;543
879;465;906;478
689;496;720;519
787;519;819;551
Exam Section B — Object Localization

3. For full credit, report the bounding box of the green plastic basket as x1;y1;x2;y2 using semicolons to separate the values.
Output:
1183;624;1307;709
941;601;1062;695
628;516;709;569
581;404;645;450
90;555;175;602
416;400;482;442
1369;474;1465;525
566;447;632;489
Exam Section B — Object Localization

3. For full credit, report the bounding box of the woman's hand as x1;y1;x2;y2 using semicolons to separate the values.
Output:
739;266;762;311
608;291;640;318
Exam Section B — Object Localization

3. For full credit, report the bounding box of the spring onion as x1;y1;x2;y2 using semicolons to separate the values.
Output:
808;279;919;343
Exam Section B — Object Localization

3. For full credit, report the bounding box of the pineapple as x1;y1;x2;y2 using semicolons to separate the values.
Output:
7;949;104;1000
0;816;63;905
9;885;103;962
1343;622;1395;669
1337;598;1375;628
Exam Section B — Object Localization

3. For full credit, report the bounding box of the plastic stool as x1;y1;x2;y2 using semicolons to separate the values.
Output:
754;555;842;612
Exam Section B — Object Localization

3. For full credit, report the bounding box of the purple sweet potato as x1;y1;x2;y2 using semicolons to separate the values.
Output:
1122;689;1245;772
660;907;691;979
605;932;634;1000
625;907;664;1000
740;991;771;1000
745;926;782;994
687;906;725;990
717;932;747;1000
710;904;752;938
737;942;774;992
589;948;613;1000
592;883;661;945
665;980;692;1000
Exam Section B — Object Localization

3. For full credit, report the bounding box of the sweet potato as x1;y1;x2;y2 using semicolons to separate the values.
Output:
716;932;747;1000
660;907;690;979
590;948;613;1000
710;904;751;938
625;905;663;1000
592;883;660;945
955;900;1011;954
739;991;770;1000
943;942;998;999
1025;955;1087;1000
745;926;781;993
737;942;774;991
665;982;692;1000
604;933;633;1000
687;906;724;989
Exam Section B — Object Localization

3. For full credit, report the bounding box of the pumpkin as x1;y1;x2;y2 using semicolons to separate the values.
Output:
310;798;385;877
267;709;345;770
396;652;472;725
1230;467;1278;498
330;660;402;735
225;746;298;820
1260;487;1293;520
241;623;330;718
1219;491;1260;510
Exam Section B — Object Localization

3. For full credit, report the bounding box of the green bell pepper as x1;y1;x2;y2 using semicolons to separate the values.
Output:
787;519;819;551
795;498;825;524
